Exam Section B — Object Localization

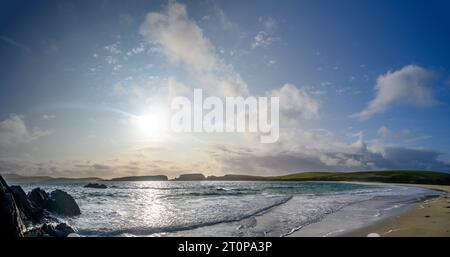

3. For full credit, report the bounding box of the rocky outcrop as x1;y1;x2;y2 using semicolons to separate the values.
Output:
10;185;44;223
28;188;50;209
28;188;81;216
0;176;25;237
84;183;107;189
48;190;81;216
25;222;76;237
1;175;80;237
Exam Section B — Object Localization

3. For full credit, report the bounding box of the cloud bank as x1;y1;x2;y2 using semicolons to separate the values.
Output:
0;114;53;147
139;2;248;97
353;65;438;120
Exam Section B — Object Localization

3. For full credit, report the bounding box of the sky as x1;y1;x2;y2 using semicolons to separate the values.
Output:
1;0;450;178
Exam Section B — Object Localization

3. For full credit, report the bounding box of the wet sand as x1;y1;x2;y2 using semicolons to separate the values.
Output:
345;184;450;237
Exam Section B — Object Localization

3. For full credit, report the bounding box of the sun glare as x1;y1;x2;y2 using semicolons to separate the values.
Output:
133;107;169;141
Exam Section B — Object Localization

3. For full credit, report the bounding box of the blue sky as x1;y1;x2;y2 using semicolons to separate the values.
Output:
1;0;449;178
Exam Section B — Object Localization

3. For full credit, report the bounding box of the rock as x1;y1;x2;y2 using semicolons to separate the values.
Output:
10;185;44;223
40;223;75;237
24;226;48;237
0;175;25;237
24;222;76;237
84;183;107;189
48;189;81;216
28;187;50;210
55;223;76;235
28;188;81;216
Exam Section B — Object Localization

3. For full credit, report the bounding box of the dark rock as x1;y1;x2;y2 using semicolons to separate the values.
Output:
84;183;107;189
10;185;44;223
28;187;50;210
37;223;76;237
48;189;81;216
0;175;25;237
110;175;168;181
55;223;76;236
28;188;81;216
24;226;48;237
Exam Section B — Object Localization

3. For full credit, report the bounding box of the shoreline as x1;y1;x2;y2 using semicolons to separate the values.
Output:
287;183;449;237
343;184;450;237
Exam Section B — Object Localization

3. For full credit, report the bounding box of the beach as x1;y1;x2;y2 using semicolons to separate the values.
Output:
344;184;450;237
5;180;447;237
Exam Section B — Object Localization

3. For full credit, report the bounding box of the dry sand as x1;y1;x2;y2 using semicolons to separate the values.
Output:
345;184;450;237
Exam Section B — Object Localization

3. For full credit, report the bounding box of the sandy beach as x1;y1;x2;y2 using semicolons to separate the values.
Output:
345;184;450;237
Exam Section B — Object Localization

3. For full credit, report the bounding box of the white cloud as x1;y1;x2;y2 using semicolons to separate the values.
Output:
251;31;278;49
139;3;216;72
0;114;53;147
268;84;319;122
104;42;122;55
139;2;248;96
252;17;279;49
126;42;146;56
204;128;450;175
352;65;438;120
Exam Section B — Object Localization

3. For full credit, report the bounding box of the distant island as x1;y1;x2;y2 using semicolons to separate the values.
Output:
204;170;450;185
1;173;102;183
109;175;168;181
172;173;206;181
2;170;450;185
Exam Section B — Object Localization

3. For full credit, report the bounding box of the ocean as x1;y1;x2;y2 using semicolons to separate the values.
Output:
14;181;438;237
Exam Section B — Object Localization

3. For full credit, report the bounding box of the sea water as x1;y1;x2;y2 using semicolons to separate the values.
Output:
14;181;438;237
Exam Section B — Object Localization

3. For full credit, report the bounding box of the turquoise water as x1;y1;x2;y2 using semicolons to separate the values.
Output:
14;181;435;237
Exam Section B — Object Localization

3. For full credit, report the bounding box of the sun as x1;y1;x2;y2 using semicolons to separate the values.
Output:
133;107;169;141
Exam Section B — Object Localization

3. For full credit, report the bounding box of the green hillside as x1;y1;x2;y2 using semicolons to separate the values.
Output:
265;170;450;185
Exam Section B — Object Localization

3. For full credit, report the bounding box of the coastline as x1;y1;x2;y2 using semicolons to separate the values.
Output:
343;184;450;237
287;183;450;237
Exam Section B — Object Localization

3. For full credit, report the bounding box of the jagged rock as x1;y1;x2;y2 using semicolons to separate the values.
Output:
28;188;81;216
84;183;107;189
43;223;76;237
28;187;50;210
26;223;76;237
0;176;25;237
10;185;44;223
48;189;81;216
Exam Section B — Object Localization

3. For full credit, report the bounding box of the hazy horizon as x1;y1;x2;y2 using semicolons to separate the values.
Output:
1;0;450;179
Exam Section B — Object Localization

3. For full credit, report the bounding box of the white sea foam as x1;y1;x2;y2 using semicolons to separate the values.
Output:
14;181;438;237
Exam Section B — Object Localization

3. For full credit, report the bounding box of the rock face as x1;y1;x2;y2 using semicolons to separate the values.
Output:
48;190;81;216
28;188;50;209
1;175;80;237
25;222;77;237
10;185;44;223
84;183;107;189
28;188;81;216
43;223;76;237
0;176;25;237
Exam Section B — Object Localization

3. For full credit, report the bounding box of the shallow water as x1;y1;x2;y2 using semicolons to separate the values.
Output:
14;181;437;237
